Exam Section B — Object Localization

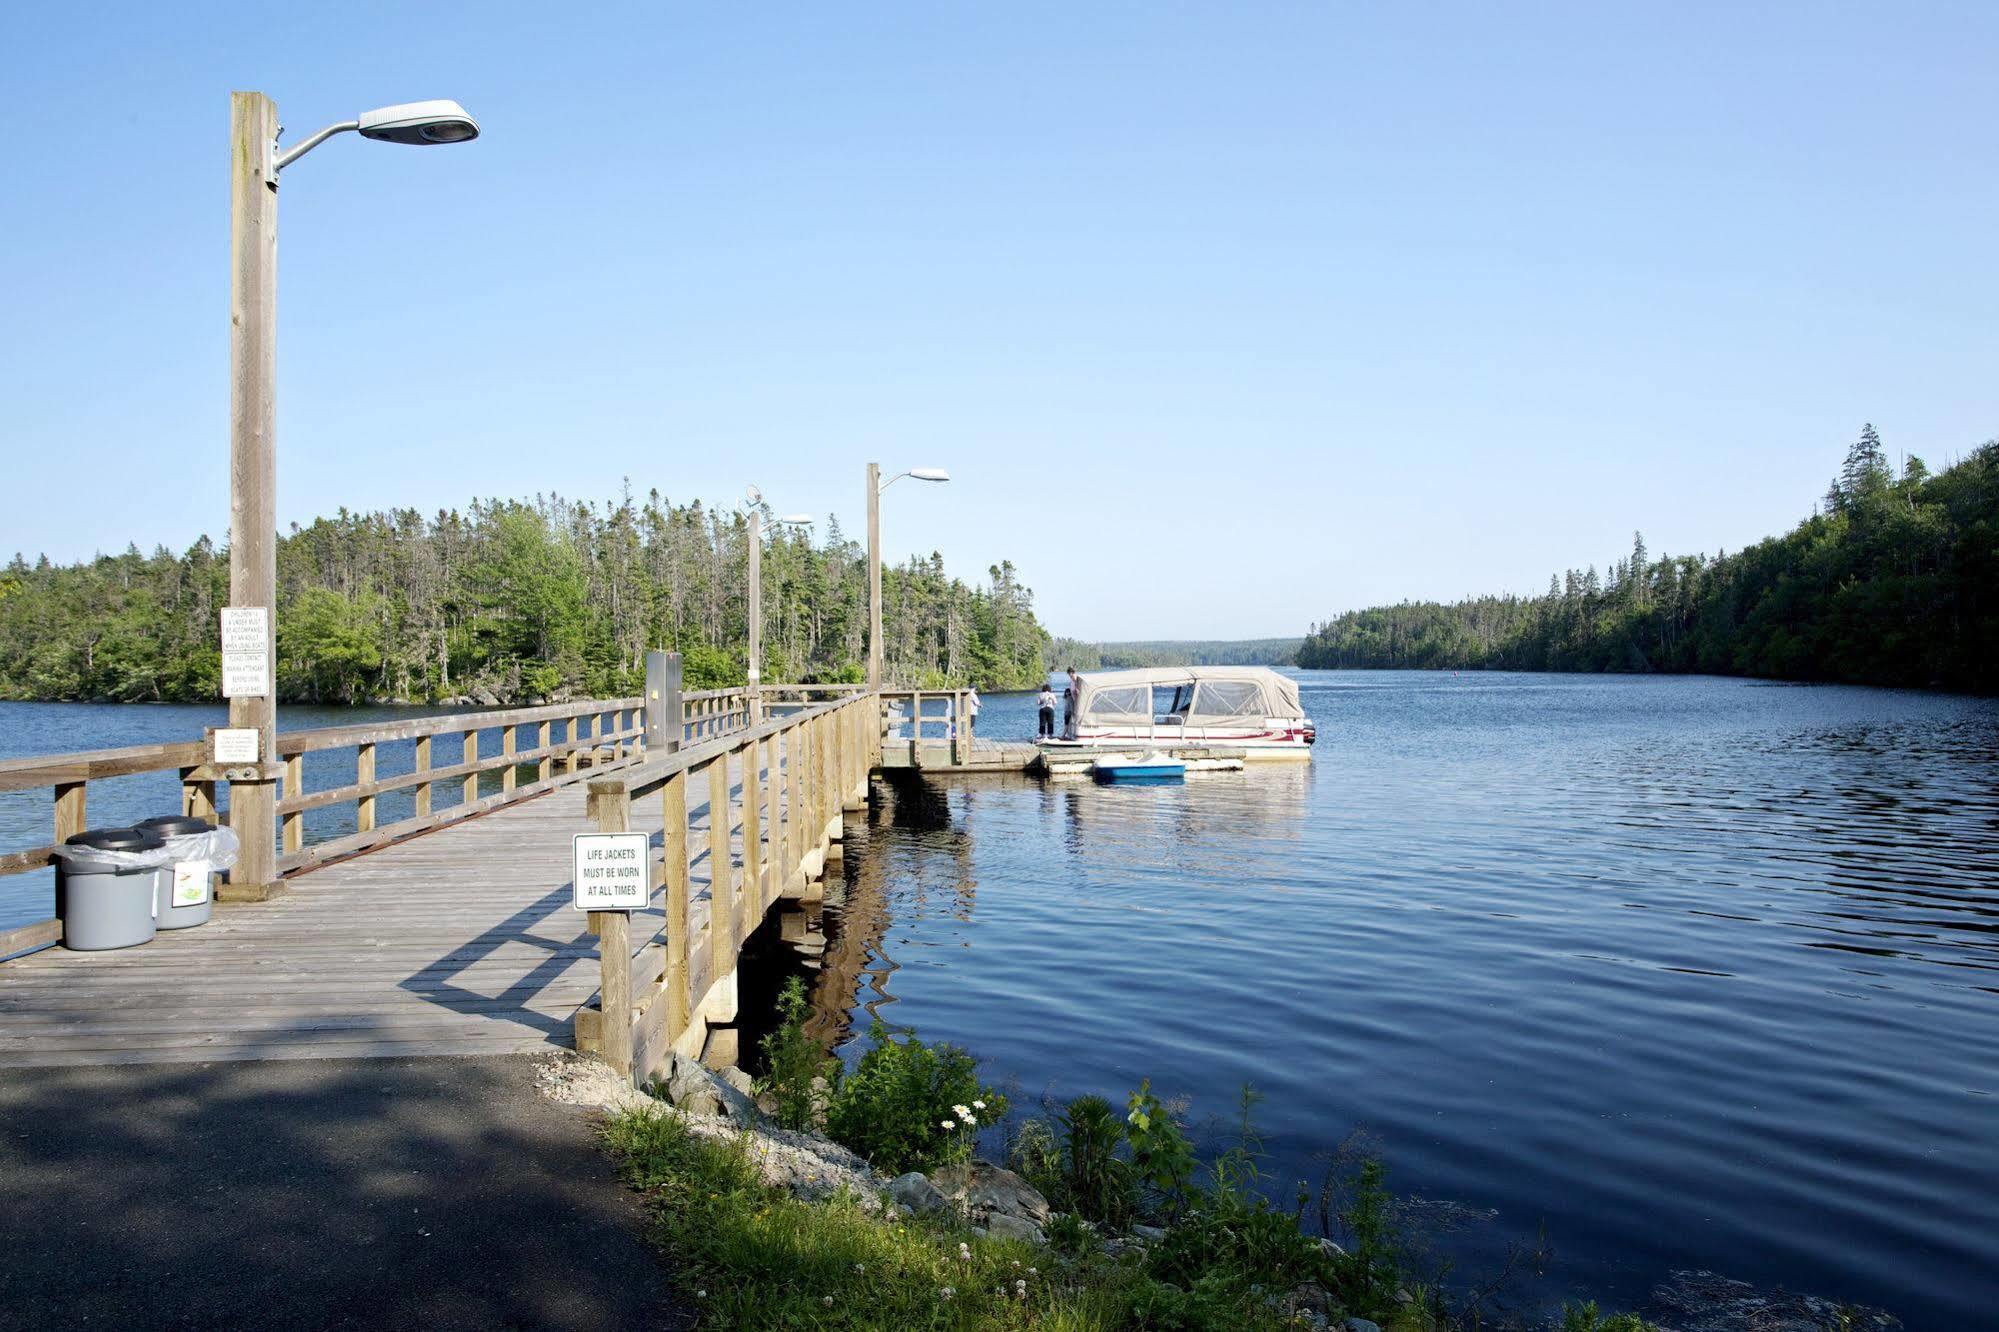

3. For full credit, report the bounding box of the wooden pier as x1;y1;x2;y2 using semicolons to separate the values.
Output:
0;672;875;1078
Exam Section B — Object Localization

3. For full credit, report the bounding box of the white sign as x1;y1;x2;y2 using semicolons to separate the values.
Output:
220;607;271;698
572;832;651;911
172;861;212;908
213;728;260;763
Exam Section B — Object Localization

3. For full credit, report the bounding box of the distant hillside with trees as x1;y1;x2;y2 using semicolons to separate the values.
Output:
1050;637;1300;670
0;487;1052;704
1298;428;1998;693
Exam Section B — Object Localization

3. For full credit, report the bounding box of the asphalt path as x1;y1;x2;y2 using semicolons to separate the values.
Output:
0;1055;689;1330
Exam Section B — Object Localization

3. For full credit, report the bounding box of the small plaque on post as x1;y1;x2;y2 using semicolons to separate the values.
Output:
572;832;650;911
213;728;260;764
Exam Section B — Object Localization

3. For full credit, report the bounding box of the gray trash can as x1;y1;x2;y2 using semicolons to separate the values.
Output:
55;828;167;951
134;815;220;930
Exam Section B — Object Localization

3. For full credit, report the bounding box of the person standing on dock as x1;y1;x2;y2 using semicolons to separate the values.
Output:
1064;667;1082;738
1037;683;1058;738
966;685;981;738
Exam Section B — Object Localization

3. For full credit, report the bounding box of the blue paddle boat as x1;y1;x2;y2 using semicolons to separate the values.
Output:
1091;753;1187;784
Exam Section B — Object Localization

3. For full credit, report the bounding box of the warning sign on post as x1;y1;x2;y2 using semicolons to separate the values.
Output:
220;607;270;698
572;832;651;911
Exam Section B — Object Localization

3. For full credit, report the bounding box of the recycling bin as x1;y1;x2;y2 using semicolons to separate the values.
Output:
134;815;222;930
54;828;167;951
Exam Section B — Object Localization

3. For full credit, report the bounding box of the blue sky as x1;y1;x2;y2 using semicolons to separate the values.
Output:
3;2;1993;640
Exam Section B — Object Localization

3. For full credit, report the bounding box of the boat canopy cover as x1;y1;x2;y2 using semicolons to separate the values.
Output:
1071;667;1305;727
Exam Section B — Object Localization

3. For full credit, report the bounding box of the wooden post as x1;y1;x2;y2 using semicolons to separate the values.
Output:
414;735;433;817
565;716;581;775
356;742;377;832
223;90;281;901
587;781;634;1079
501;724;517;795
180;768;218;821
462;729;479;805
53;782;86;847
707;757;733;964
281;754;303;854
785;724;804;885
952;691;966;766
763;733;783;901
740;737;763;916
661;770;691;1043
645;650;683;755
867;461;882;689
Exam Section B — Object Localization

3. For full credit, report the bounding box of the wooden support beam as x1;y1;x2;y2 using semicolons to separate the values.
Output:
281;755;304;854
462;730;479;805
356;742;377;833
661;769;691;1046
587;781;634;1080
707;757;734;968
414;735;432;818
501;723;518;795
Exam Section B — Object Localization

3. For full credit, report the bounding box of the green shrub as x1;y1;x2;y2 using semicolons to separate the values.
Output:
1126;1080;1197;1220
1562;1301;1659;1332
1056;1095;1138;1229
754;977;835;1132
822;1019;1008;1175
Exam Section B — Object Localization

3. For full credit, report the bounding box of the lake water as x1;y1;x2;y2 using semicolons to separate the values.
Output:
814;672;1999;1326
5;678;1996;1323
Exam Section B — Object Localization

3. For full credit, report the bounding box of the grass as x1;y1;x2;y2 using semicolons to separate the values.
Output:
604;1105;1327;1331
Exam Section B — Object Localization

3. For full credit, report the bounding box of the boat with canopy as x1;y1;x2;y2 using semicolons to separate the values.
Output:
1044;666;1315;760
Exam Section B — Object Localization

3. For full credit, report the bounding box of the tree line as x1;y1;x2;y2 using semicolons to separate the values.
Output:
0;487;1052;704
1299;428;1999;693
1049;637;1301;670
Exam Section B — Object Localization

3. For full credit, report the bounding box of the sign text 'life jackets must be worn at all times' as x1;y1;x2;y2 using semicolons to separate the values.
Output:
571;832;651;910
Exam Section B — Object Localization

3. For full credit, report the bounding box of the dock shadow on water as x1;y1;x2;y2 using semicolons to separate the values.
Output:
769;674;1999;1327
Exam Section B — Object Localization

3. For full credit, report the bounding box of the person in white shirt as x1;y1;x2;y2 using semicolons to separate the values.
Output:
966;686;981;739
1064;667;1082;738
1036;684;1058;738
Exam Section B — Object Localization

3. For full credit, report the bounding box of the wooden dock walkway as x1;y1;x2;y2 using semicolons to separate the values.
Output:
0;684;877;1077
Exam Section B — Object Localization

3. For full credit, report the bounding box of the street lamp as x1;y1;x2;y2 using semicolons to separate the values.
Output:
866;465;951;690
222;91;479;901
743;486;812;720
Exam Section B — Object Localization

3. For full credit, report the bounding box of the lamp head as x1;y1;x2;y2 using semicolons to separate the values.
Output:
908;468;950;482
777;513;814;526
356;100;480;146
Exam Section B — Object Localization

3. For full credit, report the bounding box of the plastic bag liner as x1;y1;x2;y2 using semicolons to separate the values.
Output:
49;828;175;872
129;817;242;874
153;826;240;873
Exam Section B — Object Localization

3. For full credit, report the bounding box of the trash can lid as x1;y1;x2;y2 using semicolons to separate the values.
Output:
135;815;215;836
65;827;166;852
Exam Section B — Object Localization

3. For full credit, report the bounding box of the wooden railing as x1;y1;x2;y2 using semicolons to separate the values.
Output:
272;697;645;873
0;679;782;960
878;688;975;766
679;688;748;741
575;690;878;1083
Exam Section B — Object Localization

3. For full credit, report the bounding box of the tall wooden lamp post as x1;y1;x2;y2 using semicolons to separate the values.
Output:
865;465;949;690
220;92;480;899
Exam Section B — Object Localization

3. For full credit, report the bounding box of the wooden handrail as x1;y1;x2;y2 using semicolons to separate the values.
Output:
276;697;643;755
576;691;880;1081
0;740;208;794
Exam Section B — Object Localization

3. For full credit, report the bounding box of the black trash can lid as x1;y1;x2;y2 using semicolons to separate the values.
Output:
65;827;165;852
135;815;214;836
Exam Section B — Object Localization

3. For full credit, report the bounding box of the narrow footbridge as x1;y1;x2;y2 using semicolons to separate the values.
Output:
0;676;953;1084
